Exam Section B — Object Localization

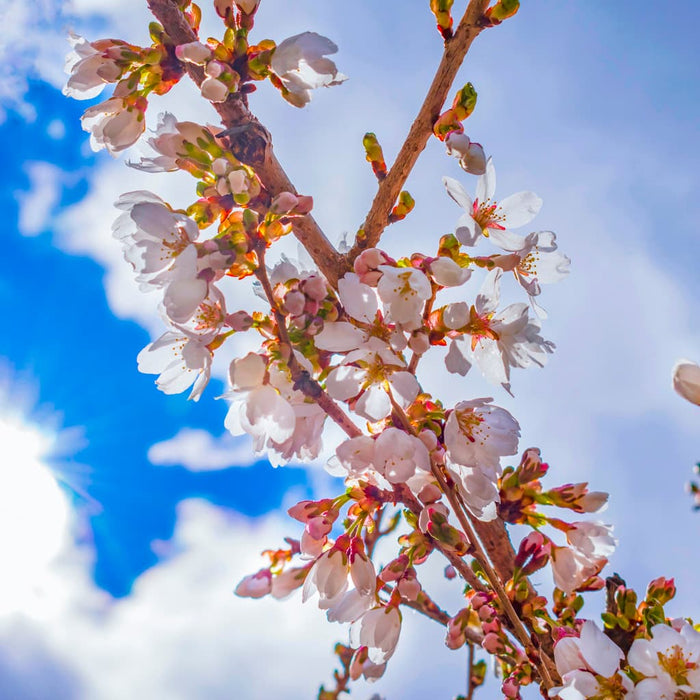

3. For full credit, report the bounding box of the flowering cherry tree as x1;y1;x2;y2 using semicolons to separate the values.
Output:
64;1;699;697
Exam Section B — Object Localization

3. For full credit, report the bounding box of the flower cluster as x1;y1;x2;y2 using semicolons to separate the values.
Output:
63;2;696;699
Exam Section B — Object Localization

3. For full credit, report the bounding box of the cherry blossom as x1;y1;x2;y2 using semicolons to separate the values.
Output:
443;157;542;246
63;33;124;99
444;132;487;175
444;398;520;471
445;269;555;392
81;88;147;154
377;265;432;330
627;621;700;698
137;329;213;401
552;620;631;700
271;32;348;107
350;606;402;664
129;112;214;173
672;359;700;406
488;229;570;302
565;521;617;560
550;545;604;594
325;337;419;422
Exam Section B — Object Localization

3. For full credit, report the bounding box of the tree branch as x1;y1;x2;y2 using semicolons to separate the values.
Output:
344;0;490;264
146;0;344;286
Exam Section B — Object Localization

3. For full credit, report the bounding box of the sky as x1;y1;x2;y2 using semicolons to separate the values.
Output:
0;0;699;698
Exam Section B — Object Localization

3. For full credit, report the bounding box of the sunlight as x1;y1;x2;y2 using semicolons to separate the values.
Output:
0;411;70;614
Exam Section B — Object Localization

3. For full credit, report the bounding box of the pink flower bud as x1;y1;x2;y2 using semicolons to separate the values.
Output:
226;310;253;331
234;569;272;598
283;290;306;316
301;274;327;301
444;565;457;580
270;191;299;214
482;632;505;654
306;515;333;540
397;577;421;601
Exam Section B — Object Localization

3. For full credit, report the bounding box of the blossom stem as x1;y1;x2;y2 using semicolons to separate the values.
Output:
254;252;362;439
146;0;345;286
466;642;476;700
345;0;490;265
387;393;556;689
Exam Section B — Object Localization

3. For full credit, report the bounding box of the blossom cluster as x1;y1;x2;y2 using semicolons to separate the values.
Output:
63;1;696;698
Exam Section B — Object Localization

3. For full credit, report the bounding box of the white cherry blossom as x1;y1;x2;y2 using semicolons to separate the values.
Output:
81;86;147;154
627;622;700;698
443;157;542;246
129;112;214;173
137;329;213;401
444;132;486;175
63;33;123;99
377;265;431;331
552;620;631;700
550;546;605;594
489;229;570;302
271;32;348;107
444;398;520;472
445;269;554;392
565;521;617;560
373;428;431;484
350;606;402;665
429;256;472;287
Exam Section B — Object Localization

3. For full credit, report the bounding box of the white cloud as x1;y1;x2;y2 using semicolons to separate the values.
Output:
0;494;482;699
15;161;63;236
148;428;260;470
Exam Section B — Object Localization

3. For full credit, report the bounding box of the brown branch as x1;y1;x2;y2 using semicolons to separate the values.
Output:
146;0;344;286
344;0;490;264
254;254;361;439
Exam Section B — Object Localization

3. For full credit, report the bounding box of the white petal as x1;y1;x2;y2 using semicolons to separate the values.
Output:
314;322;366;352
475;157;496;202
499;190;542;228
442;176;472;212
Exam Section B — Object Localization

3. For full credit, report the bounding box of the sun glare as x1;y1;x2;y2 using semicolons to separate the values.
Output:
0;411;70;614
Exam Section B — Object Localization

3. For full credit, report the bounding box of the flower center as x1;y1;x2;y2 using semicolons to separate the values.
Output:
194;298;224;331
589;673;629;699
518;249;541;277
466;306;500;351
658;645;696;686
472;199;506;234
456;409;487;445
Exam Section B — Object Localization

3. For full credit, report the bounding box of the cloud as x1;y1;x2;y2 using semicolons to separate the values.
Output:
148;428;261;470
15;161;64;236
0;493;479;699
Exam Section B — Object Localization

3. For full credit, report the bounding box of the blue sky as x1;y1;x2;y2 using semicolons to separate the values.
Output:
1;1;699;698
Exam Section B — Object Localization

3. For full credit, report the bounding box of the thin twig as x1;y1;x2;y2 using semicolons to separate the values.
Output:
146;0;344;286
466;643;476;700
254;252;361;439
345;0;490;264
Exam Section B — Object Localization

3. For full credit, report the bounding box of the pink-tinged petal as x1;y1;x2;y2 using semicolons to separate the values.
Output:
444;302;469;330
229;353;266;391
163;277;208;323
632;678;676;700
472;339;509;387
499;190;542;228
325;589;373;623
554;637;586;676
326;365;364;401
350;556;377;598
445;340;471;376
673;359;700;406
442;176;472;211
486;228;527;252
562;670;601;699
455;214;480;246
430;257;472;287
579;620;622;677
338;273;378;323
224;401;245;436
355;386;391;422
389;371;420;407
475;268;502;315
244;385;296;444
314;322;366;352
475;156;496;202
